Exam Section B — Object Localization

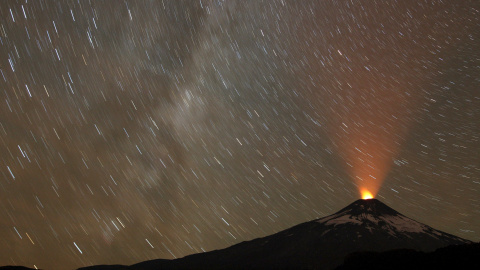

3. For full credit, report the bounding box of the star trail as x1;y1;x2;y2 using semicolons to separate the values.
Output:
0;1;479;269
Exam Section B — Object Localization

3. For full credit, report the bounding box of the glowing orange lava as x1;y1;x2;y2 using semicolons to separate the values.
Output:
361;189;374;200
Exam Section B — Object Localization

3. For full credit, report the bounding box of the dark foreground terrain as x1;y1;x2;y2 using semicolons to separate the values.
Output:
337;242;480;270
2;243;480;270
74;243;480;270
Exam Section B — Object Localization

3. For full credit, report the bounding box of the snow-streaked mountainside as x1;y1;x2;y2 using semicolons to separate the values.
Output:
316;199;465;242
80;199;472;270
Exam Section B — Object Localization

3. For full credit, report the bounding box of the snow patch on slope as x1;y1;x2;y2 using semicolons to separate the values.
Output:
318;211;433;234
325;215;363;225
380;215;429;233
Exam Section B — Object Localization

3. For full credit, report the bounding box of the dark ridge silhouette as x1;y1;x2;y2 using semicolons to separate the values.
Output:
78;266;129;270
336;242;480;270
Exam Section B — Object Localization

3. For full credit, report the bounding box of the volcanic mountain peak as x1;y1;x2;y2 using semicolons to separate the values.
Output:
318;199;405;224
318;199;396;221
316;199;464;240
331;198;399;215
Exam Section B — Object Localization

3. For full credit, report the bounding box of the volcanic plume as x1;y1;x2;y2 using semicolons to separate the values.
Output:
325;84;419;198
295;2;476;198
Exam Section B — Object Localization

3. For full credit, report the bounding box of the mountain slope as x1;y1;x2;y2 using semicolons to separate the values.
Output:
80;199;471;270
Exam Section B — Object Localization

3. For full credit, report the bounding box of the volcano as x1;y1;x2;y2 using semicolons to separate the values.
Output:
80;199;471;270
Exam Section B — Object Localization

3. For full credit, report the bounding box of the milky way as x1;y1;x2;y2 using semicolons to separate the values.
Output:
0;1;479;269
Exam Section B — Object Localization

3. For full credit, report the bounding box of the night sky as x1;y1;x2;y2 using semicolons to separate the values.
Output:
1;1;479;269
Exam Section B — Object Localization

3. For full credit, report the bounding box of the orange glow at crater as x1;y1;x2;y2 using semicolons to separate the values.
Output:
361;189;374;200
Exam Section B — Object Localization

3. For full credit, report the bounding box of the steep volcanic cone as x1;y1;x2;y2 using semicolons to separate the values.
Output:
100;199;471;270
